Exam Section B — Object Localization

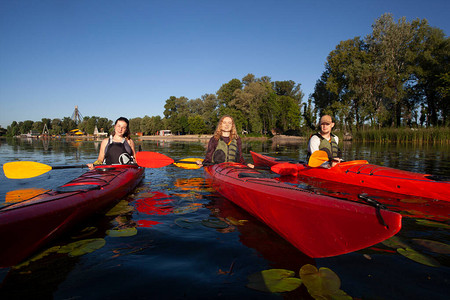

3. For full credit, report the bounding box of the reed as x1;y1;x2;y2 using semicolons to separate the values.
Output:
353;127;450;144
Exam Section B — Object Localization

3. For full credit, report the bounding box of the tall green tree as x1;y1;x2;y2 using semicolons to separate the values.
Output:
217;78;242;108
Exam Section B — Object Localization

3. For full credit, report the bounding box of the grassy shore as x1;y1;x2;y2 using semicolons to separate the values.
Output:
352;127;450;144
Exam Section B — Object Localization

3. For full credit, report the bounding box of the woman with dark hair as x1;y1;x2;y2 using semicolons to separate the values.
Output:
87;117;136;169
197;115;253;168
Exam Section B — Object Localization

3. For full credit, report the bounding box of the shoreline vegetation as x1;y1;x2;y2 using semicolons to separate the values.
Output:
4;127;448;144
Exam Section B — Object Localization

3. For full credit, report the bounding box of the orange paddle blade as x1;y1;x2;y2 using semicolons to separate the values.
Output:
308;150;330;168
173;158;203;169
135;151;174;168
3;161;53;179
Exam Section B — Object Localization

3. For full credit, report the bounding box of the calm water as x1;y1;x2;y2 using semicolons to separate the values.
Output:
0;138;449;299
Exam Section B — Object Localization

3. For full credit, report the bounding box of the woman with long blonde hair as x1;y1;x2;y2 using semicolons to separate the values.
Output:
198;115;253;168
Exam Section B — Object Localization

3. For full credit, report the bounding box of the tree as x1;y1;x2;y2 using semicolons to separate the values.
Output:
62;117;77;134
129;117;142;134
409;22;450;126
188;115;207;134
20;120;34;134
97;118;112;134
164;96;189;134
217;78;242;107
201;94;219;132
367;13;417;127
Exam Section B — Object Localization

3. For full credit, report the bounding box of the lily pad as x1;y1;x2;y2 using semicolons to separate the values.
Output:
299;264;352;300
173;203;202;215
106;200;134;216
174;218;199;229
247;269;302;293
201;218;229;229
13;246;61;269
58;238;106;257
107;227;138;237
226;217;248;226
415;219;450;229
412;239;450;254
397;247;440;267
382;236;410;249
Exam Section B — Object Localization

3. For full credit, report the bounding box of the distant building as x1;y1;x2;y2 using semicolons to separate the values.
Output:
94;126;108;137
159;130;172;136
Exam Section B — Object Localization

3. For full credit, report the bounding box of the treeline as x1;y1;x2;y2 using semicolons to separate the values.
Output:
313;13;449;131
6;117;113;137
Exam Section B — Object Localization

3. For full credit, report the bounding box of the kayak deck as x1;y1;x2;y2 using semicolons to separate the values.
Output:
205;162;402;258
0;165;144;267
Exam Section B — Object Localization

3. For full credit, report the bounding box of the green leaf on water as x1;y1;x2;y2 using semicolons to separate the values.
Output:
58;238;106;257
412;239;450;254
174;218;199;229
201;218;229;229
299;264;352;300
173;203;202;215
107;227;138;237
247;269;302;293
226;217;248;226
415;219;450;229
382;236;410;249
13;246;61;269
106;200;134;216
397;247;440;267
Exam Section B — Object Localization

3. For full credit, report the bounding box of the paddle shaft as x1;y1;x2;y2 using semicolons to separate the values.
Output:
51;165;87;170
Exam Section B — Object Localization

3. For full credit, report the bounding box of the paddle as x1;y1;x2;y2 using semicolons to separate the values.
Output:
135;152;205;169
3;152;178;179
3;161;88;179
308;150;332;167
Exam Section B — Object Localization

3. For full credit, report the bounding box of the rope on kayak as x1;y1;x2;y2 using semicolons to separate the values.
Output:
358;194;388;228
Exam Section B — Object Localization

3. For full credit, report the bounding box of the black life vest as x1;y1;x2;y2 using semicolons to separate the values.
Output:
104;136;134;165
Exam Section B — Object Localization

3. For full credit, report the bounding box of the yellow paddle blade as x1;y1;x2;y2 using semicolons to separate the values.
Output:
308;150;330;168
3;161;53;179
173;158;203;169
5;188;48;203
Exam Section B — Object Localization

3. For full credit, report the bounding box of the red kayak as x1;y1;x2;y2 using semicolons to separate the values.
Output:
0;165;144;267
251;151;450;202
205;162;402;258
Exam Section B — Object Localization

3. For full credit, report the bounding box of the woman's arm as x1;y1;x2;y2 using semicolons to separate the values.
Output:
128;138;137;157
87;138;108;169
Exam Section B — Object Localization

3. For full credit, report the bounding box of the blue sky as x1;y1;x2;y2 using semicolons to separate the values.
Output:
1;0;449;128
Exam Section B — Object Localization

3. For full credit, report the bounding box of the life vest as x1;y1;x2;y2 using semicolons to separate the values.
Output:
212;138;239;163
307;133;341;161
104;136;134;165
